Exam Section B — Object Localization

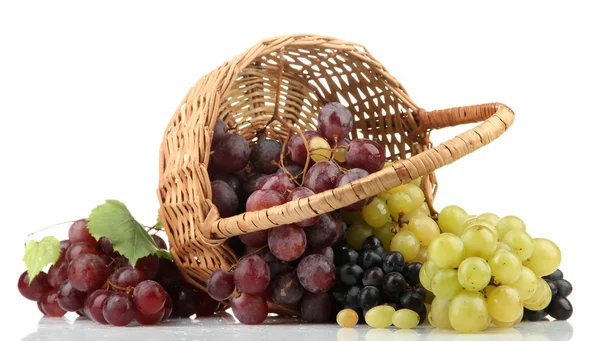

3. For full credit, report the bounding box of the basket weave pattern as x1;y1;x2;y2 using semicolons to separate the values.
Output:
157;34;514;291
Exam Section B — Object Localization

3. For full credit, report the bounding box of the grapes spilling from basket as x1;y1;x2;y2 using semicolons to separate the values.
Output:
18;101;572;331
18;220;220;326
204;101;573;330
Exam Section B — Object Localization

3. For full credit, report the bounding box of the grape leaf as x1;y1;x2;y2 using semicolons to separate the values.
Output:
87;200;170;267
155;217;164;230
22;236;61;284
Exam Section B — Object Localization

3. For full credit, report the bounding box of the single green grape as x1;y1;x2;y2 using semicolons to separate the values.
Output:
309;136;332;162
463;218;497;238
346;221;374;250
374;223;396;252
407;215;440;246
428;233;464;268
333;145;346;163
362;197;391;228
524;278;552;310
460;225;497;260
365;305;395;328
448;290;490;333
390;231;420;261
509;266;538;300
488;249;522;284
430;297;453;330
392;309;420;329
457;257;491;291
437;205;469;235
487;285;523;323
478;213;500;225
431;269;463;300
495;215;526;239
387;184;424;219
501;230;534;261
522;238;561;277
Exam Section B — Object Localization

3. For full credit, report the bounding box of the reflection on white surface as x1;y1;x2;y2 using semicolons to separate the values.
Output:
21;315;573;341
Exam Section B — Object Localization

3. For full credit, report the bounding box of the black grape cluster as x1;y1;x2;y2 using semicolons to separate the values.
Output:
523;269;573;321
331;235;427;324
17;220;219;326
207;102;390;324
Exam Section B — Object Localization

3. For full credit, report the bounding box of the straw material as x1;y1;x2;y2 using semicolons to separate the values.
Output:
157;34;514;295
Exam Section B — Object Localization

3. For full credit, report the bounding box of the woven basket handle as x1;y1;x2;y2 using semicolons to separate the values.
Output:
204;102;514;242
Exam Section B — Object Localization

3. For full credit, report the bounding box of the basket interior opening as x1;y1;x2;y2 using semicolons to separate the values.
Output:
217;47;421;161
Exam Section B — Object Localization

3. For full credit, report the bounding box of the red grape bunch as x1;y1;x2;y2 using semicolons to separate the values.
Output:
18;220;219;326
206;102;392;324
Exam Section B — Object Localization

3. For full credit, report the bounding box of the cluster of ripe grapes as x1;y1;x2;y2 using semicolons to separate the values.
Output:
331;236;427;328
208;100;574;331
207;102;394;324
17;220;219;326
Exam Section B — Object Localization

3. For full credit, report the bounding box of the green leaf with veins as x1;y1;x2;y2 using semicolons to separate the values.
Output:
87;200;170;267
23;236;61;284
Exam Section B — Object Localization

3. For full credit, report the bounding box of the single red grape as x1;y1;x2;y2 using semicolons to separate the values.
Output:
257;173;295;196
233;254;270;294
304;160;339;193
268;224;307;262
250;139;283;174
211;180;239;218
296;254;336;293
103;292;135;326
345;139;385;173
231;293;268;325
246;189;285;212
133;280;167;314
68;254;108;293
318;102;353;143
207;269;235;301
68;219;97;245
18;271;51;301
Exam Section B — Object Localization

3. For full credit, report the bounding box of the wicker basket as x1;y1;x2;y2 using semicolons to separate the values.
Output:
157;34;514;298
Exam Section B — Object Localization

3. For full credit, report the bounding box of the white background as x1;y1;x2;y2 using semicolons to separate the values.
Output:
1;1;597;340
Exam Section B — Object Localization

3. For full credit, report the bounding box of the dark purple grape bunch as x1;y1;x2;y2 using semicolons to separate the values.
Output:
18;220;218;326
206;182;342;325
523;269;573;321
330;235;427;324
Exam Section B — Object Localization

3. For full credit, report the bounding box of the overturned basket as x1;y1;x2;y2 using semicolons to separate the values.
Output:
157;34;514;298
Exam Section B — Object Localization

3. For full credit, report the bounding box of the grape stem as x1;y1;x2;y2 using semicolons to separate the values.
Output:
23;220;76;247
106;279;135;295
276;159;302;187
